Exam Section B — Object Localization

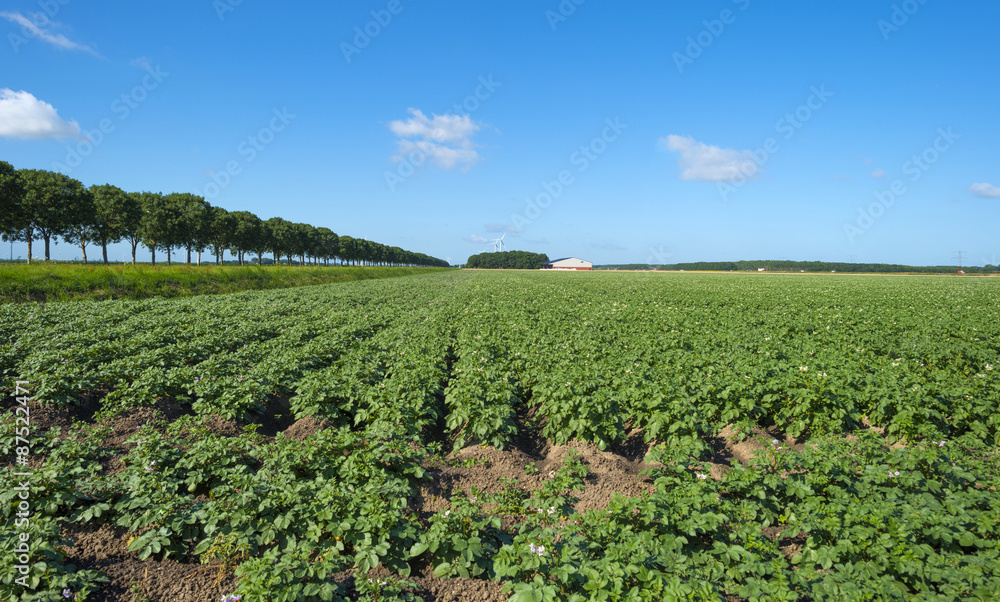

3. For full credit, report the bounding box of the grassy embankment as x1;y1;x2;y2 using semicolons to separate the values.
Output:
0;261;447;303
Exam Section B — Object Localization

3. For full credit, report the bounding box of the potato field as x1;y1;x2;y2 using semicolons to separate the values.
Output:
2;271;999;601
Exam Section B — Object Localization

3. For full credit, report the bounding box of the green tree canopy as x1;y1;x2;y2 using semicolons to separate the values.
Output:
89;184;135;264
229;210;263;265
61;187;98;262
138;192;174;265
265;216;292;265
0;161;26;255
206;205;234;264
13;169;90;262
466;250;548;269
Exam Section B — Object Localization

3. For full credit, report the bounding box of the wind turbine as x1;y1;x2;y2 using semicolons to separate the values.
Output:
491;232;506;252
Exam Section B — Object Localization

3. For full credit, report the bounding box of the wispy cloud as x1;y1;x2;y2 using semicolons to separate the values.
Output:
970;182;1000;198
0;89;82;140
485;223;519;233
660;134;759;181
0;11;100;56
388;108;480;171
465;235;489;243
871;168;888;178
590;241;626;251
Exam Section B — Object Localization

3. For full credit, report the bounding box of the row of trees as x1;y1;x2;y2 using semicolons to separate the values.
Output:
0;163;449;267
465;251;549;269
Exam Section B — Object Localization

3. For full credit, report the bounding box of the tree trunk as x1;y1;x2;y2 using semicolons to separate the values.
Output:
150;246;156;265
186;246;192;265
26;237;32;265
44;234;51;261
167;247;172;265
131;242;138;264
197;250;201;266
102;236;109;264
80;242;87;263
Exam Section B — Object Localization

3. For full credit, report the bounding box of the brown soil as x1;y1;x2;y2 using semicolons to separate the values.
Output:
701;424;808;480
61;521;240;601
283;415;332;441
247;394;296;437
16;392;106;433
422;429;658;515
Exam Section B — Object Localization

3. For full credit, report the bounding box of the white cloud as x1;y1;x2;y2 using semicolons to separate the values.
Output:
465;235;489;243
0;11;100;56
871;168;888;178
970;182;1000;198
590;241;626;251
0;89;82;140
485;223;519;233
660;134;759;181
388;108;480;171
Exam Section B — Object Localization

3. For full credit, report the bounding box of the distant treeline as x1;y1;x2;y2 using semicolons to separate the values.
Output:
0;161;449;267
465;251;549;269
597;261;999;274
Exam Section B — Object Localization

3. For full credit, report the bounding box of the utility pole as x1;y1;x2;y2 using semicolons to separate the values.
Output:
954;250;964;267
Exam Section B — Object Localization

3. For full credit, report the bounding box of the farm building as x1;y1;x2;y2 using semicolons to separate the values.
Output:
542;257;593;271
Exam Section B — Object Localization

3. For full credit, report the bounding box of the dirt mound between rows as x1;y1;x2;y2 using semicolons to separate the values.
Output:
283;415;332;441
62;522;239;602
427;437;657;514
699;424;808;480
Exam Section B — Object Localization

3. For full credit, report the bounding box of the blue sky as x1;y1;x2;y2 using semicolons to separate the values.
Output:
1;0;998;266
